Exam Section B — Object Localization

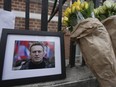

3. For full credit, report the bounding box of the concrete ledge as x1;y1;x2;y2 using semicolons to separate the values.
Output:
49;78;99;87
14;65;100;87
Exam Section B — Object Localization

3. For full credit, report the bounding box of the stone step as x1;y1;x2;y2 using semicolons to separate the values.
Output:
14;66;100;87
46;78;99;87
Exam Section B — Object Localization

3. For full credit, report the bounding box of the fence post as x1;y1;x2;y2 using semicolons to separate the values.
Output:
41;0;48;31
69;0;76;67
25;0;30;30
4;0;12;11
58;0;63;31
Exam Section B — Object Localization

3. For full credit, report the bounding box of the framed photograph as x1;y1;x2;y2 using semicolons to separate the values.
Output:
0;29;66;87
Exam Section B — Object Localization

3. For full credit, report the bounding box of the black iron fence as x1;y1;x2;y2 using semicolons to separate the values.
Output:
3;0;102;67
3;0;62;31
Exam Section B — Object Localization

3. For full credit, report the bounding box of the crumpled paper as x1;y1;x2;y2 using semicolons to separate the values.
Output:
71;18;116;87
102;15;116;57
0;10;15;39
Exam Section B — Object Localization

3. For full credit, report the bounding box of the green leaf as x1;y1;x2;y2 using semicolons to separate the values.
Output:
69;13;77;26
98;14;106;21
81;1;94;18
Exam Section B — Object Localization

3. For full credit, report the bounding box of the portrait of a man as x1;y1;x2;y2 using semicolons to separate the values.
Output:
13;41;55;70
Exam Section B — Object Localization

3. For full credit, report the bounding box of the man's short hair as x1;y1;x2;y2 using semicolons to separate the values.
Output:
29;42;44;52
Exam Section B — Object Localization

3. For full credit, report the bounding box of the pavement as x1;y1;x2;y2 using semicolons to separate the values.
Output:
14;59;100;87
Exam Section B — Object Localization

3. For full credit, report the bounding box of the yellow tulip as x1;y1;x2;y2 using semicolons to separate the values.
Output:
73;2;77;6
71;5;76;13
80;2;85;10
63;11;68;17
63;21;68;26
64;7;71;17
84;2;88;9
67;7;71;13
73;1;80;6
62;17;69;26
63;16;69;22
75;6;81;11
77;0;81;5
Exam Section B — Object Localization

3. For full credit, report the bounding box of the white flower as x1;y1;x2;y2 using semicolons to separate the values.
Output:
103;0;114;9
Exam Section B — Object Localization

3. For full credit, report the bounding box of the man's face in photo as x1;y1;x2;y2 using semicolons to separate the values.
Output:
30;45;45;63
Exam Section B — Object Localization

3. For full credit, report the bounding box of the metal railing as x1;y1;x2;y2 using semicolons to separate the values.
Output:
3;0;62;31
3;0;102;67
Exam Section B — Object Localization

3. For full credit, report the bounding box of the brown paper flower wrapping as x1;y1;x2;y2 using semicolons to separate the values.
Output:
102;15;116;57
71;18;116;87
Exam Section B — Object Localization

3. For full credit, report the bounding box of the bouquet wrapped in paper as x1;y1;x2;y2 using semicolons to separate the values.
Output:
102;15;116;56
71;18;116;87
94;0;116;21
94;0;116;56
62;0;116;87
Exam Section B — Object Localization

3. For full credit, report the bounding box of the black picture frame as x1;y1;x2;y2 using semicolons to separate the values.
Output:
0;29;66;87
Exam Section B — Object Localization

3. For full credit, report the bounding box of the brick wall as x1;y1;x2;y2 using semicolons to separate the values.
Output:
12;0;41;13
15;17;42;31
0;0;71;59
0;0;3;8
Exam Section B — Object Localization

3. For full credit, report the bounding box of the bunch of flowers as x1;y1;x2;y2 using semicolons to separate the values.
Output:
62;0;94;32
94;0;116;21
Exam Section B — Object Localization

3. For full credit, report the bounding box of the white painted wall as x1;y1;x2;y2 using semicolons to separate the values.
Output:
0;9;58;22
